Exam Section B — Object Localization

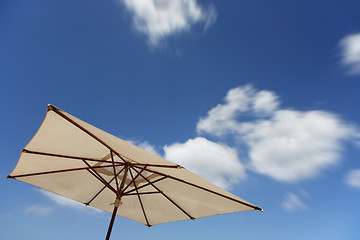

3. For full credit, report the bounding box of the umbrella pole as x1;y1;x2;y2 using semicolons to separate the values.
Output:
106;198;121;240
106;205;118;240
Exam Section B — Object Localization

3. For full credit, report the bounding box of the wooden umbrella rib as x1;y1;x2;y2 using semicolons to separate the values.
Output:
8;163;123;179
121;165;148;194
133;166;263;212
131;163;180;169
50;106;127;164
112;154;180;169
118;165;129;194
23;149;181;169
123;176;167;195
82;160;120;198
132;167;194;220
85;169;107;187
85;166;126;206
129;168;150;227
112;152;133;165
86;184;107;206
110;151;120;192
123;191;160;196
22;149;122;164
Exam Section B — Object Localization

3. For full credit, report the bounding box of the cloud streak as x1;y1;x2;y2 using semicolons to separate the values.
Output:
281;191;308;211
37;189;102;214
344;169;360;188
25;205;53;216
121;0;217;45
340;33;360;74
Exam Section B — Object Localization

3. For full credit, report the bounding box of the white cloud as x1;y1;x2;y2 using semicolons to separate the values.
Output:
243;110;354;182
121;0;217;45
197;85;357;183
37;189;102;214
281;192;308;211
340;33;360;74
253;90;280;115
197;85;280;137
344;169;360;188
163;137;246;189
25;205;53;216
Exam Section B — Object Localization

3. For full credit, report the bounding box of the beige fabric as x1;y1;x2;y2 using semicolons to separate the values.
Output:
9;105;261;226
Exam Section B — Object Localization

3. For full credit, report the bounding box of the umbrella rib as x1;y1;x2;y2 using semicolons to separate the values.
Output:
23;149;180;169
132;167;194;220
113;152;133;165
22;149;122;164
82;160;120;198
85;166;126;206
123;176;167;195
8;163;123;179
85;168;118;197
129;168;150;227
86;186;106;206
131;163;180;168
110;151;120;192
123;191;160;196
49;105;128;164
133;166;263;211
118;165;129;194
121;165;147;194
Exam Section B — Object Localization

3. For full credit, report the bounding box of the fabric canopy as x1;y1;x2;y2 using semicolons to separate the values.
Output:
9;105;262;227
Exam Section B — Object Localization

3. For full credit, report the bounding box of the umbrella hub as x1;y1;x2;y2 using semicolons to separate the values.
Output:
113;197;122;207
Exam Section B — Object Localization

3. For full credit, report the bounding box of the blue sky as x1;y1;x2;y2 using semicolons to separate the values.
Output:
1;0;360;239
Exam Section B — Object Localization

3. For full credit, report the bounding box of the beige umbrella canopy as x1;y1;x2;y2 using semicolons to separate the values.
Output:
8;105;262;239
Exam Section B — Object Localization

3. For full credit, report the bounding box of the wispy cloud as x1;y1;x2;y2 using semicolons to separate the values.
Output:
281;191;308;211
127;139;161;156
197;85;357;183
25;204;53;216
120;0;217;46
36;189;102;214
164;137;246;189
344;169;360;188
340;33;360;74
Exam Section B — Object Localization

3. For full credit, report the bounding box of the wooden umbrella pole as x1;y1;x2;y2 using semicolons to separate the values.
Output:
105;165;127;240
106;198;121;240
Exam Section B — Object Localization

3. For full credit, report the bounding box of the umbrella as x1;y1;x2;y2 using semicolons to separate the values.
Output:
8;105;262;239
